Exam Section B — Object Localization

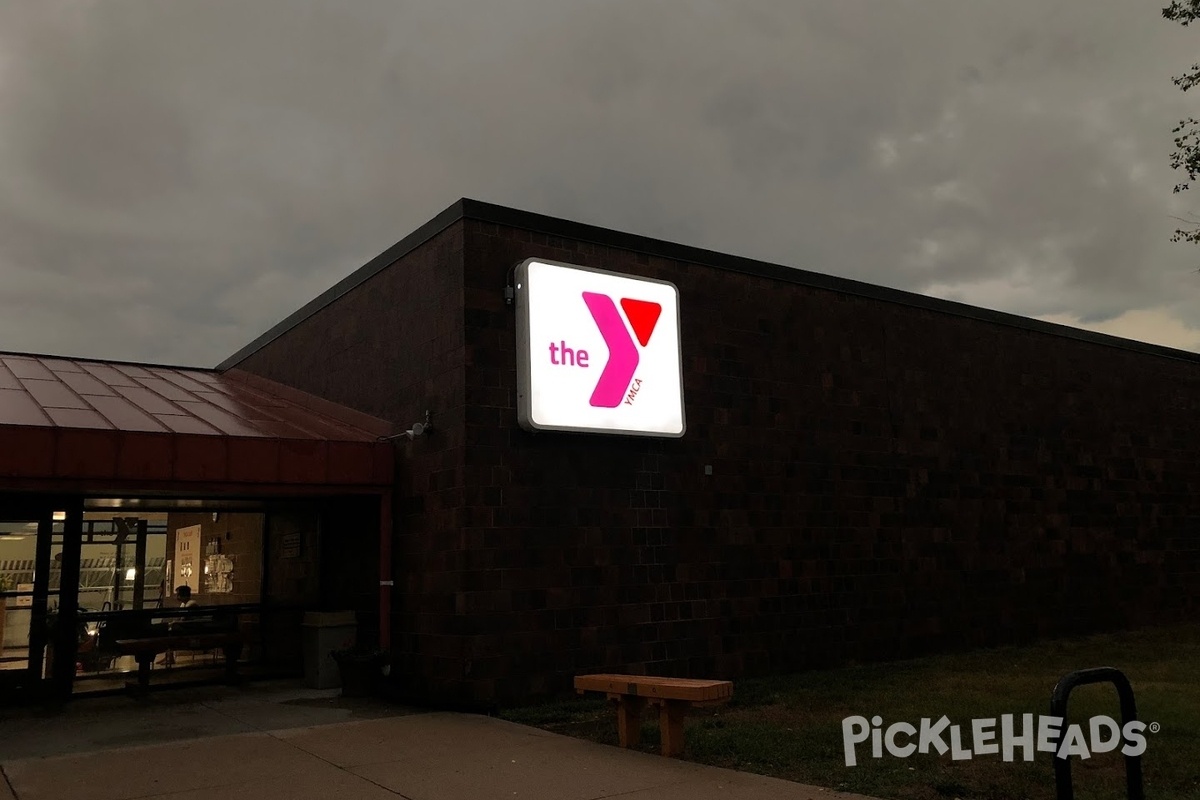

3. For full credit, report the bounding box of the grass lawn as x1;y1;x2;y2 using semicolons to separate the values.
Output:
499;624;1200;800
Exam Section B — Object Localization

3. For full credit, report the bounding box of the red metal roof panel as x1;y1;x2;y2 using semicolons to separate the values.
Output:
224;382;288;407
253;405;352;440
114;385;184;416
221;414;316;439
190;391;325;438
80;363;139;387
181;370;222;385
59;371;117;397
43;359;85;373
154;414;222;435
0;353;396;488
0;352;394;443
223;369;393;436
22;379;89;410
136;377;199;403
155;370;212;394
0;365;22;392
45;407;113;430
4;358;54;380
175;401;266;437
86;395;169;432
115;364;155;379
191;390;253;415
0;388;52;426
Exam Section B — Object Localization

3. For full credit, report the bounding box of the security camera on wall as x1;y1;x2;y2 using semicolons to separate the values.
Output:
403;411;433;440
377;410;433;442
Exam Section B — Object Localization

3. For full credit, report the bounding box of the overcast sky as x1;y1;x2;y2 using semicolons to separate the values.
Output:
1;1;1198;366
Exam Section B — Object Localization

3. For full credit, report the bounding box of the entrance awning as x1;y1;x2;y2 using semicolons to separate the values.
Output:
0;354;396;492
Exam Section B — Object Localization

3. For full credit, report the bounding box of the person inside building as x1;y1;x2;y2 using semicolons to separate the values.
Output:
157;585;197;666
175;585;196;608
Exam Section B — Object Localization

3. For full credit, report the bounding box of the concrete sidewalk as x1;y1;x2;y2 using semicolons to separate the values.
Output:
0;682;409;762
0;684;879;800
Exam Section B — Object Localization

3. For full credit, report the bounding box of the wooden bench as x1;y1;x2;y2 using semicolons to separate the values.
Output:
114;633;243;693
575;673;733;757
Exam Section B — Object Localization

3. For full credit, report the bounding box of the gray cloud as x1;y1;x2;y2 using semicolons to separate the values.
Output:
0;0;1198;365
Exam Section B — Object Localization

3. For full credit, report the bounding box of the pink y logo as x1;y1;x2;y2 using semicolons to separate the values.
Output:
581;292;662;408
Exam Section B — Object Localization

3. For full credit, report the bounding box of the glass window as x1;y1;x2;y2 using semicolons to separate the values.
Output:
0;519;53;677
163;513;264;608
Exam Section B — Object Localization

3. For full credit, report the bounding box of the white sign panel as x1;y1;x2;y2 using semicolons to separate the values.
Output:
174;525;201;593
516;258;685;437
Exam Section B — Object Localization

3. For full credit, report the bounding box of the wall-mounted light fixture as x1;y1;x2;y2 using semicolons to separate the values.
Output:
380;410;434;442
504;263;518;305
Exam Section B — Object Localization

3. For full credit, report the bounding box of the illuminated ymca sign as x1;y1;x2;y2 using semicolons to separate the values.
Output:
515;258;685;437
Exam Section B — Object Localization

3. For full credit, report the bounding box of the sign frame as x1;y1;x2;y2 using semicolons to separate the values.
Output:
515;257;686;438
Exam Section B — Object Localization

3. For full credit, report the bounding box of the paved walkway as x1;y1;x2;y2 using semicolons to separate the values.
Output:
0;684;878;800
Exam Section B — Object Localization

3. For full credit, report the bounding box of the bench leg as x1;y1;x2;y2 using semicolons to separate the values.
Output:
222;644;242;686
134;655;153;694
615;696;646;748
659;700;687;757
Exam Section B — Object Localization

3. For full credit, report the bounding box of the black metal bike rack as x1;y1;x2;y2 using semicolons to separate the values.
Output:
1050;667;1144;800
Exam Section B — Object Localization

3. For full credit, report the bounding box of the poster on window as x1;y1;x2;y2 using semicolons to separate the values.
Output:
204;554;234;594
174;525;201;593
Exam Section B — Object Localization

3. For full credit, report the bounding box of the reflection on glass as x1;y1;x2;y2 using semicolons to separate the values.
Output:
77;513;168;613
1;521;41;674
8;506;301;694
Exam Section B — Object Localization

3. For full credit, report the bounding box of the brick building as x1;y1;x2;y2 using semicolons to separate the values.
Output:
1;198;1196;705
220;198;1200;706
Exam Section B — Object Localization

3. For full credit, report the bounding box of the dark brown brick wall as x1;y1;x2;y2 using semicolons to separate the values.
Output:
231;225;472;701
230;212;1200;708
459;219;1200;704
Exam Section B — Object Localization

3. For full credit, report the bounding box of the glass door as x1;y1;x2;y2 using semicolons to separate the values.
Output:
0;510;57;695
74;514;171;690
